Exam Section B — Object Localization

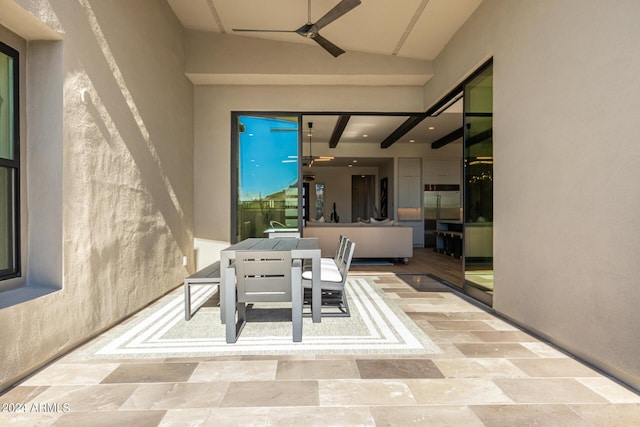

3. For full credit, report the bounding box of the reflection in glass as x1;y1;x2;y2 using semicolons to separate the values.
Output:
463;62;494;304
235;115;299;240
315;183;324;220
0;51;14;160
0;45;18;278
0;167;14;271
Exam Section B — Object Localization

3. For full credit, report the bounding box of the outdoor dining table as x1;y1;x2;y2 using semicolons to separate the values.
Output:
219;237;322;342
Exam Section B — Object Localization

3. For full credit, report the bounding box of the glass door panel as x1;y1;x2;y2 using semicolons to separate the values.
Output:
234;114;300;242
463;62;494;305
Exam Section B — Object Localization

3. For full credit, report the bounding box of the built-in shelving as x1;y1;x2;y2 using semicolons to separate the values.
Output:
434;220;463;258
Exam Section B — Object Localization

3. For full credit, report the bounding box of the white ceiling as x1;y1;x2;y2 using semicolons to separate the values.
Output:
167;0;483;60
167;0;477;158
302;102;463;146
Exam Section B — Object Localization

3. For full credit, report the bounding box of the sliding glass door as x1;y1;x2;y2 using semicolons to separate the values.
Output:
463;62;494;305
232;114;301;242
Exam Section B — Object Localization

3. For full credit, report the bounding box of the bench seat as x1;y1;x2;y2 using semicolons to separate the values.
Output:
184;261;221;320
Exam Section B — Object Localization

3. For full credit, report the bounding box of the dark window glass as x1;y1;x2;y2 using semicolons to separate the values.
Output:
0;42;20;280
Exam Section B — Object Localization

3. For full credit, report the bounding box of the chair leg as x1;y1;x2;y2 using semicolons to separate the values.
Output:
339;289;350;317
302;289;350;318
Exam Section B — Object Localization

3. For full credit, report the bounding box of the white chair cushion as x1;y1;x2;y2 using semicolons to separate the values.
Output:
302;266;343;283
304;258;338;271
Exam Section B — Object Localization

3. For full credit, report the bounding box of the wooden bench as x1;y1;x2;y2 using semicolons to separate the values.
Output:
184;261;221;320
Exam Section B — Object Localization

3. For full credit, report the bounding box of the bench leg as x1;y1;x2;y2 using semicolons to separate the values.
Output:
184;280;191;321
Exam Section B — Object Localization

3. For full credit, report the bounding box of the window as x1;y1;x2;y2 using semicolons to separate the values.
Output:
232;113;300;242
0;41;20;280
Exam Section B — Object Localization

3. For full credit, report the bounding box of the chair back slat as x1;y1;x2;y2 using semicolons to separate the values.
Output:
236;251;292;303
333;235;347;264
337;239;356;279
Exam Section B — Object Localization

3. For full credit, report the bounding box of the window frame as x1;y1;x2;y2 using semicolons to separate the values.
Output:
0;40;21;281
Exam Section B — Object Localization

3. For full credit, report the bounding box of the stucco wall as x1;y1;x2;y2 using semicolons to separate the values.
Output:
424;0;640;389
0;0;194;391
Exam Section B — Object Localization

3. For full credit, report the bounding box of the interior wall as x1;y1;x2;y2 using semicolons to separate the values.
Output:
306;166;378;223
194;84;426;243
379;159;395;218
0;0;194;391
424;0;640;390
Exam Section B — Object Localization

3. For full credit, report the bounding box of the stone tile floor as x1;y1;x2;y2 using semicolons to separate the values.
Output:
1;274;639;426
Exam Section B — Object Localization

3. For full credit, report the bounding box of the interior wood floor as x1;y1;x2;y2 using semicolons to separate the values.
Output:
350;247;463;288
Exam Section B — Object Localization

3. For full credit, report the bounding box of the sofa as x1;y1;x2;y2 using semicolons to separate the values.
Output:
303;221;413;263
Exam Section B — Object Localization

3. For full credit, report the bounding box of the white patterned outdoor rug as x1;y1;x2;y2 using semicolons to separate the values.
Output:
72;276;441;359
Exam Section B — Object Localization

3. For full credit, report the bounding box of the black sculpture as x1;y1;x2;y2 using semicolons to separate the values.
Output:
330;202;339;223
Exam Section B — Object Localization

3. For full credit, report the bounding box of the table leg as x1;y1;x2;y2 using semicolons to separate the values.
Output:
312;253;321;323
291;259;302;342
224;264;237;343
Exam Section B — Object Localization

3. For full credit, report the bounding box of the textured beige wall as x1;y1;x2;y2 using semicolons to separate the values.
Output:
424;0;640;389
0;0;194;390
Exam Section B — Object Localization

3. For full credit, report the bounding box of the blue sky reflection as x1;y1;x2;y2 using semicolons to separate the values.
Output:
238;115;298;201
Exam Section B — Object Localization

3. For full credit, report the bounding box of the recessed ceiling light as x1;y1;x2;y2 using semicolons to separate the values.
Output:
428;126;435;130
348;164;353;167
409;139;415;143
362;134;368;138
352;159;358;163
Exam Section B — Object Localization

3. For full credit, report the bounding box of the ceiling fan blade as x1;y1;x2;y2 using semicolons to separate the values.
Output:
311;33;345;57
312;0;361;32
233;29;297;33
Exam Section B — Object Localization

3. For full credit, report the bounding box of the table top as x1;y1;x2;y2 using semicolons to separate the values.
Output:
221;238;319;254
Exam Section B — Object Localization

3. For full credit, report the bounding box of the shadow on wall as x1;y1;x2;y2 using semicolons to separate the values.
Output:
53;0;194;276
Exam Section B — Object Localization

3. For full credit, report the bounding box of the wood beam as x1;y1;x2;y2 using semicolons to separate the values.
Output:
329;115;351;148
379;115;425;148
466;128;493;147
431;127;464;149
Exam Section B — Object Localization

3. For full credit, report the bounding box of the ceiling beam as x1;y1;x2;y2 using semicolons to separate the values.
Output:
379;115;426;148
466;128;493;147
431;127;464;149
329;115;351;148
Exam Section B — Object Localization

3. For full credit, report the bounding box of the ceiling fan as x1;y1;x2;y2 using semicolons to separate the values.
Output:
232;0;361;57
302;122;334;167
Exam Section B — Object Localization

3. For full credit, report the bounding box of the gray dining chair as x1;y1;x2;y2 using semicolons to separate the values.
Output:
229;250;303;342
304;233;346;274
302;239;355;317
325;234;347;266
